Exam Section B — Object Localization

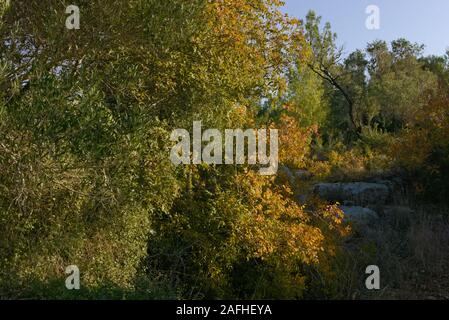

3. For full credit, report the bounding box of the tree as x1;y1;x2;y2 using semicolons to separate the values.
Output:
421;50;449;87
303;11;361;137
366;39;438;132
1;0;344;299
285;60;329;129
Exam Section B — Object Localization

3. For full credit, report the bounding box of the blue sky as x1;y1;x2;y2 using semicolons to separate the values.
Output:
282;0;449;56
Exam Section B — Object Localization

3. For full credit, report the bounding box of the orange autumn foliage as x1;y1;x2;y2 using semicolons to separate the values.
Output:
276;113;317;168
392;89;449;171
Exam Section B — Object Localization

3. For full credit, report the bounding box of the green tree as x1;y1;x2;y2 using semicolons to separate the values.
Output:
286;61;329;129
303;11;361;137
421;50;449;87
1;0;340;300
366;39;438;132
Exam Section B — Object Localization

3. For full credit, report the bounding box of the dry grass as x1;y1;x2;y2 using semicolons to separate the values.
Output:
351;201;449;300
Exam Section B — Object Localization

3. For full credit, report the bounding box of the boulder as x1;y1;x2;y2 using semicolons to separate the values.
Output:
313;182;390;206
340;206;379;222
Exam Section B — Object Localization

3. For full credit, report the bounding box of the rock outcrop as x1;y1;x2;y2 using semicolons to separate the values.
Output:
339;205;379;222
313;182;390;206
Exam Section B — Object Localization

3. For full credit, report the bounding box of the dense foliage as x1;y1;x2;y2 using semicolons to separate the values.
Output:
0;1;448;299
